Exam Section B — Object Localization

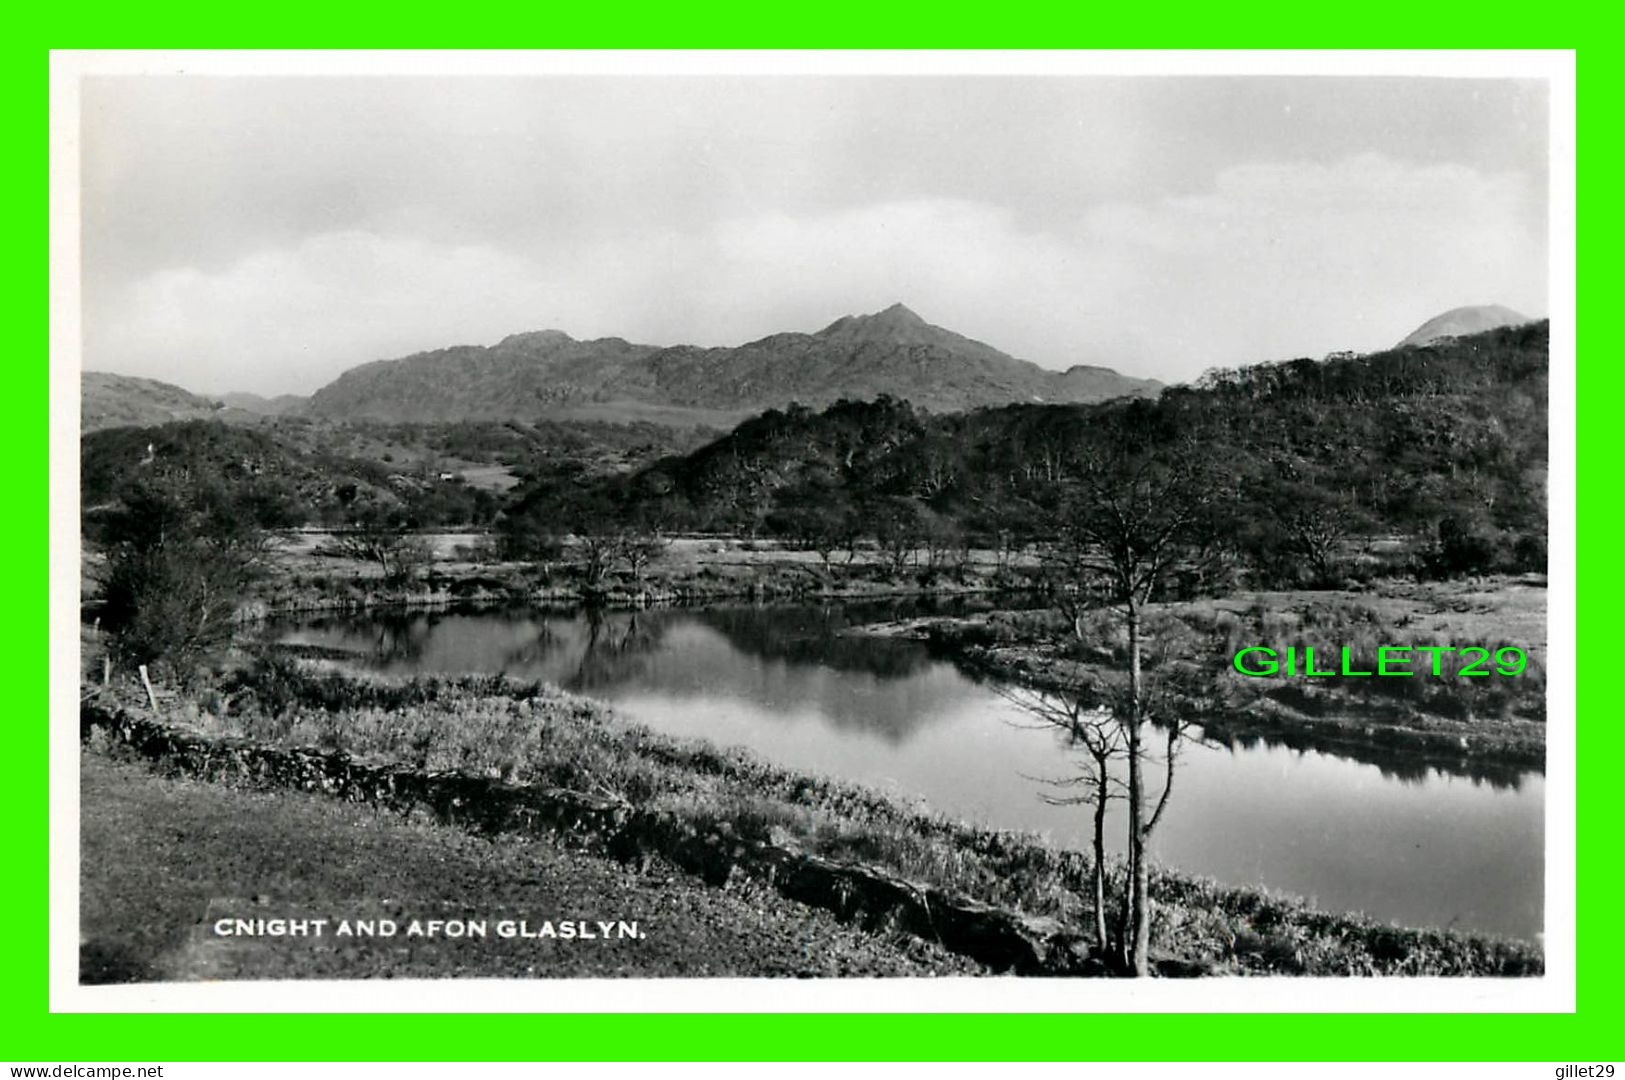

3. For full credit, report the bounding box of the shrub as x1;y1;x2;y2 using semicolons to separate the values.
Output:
1511;532;1547;573
95;476;269;684
1432;515;1498;577
496;529;565;564
100;541;259;682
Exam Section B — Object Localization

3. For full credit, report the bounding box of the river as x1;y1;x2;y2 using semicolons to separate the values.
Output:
270;600;1544;941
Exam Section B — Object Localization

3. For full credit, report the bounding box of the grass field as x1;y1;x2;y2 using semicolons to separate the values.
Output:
80;750;982;982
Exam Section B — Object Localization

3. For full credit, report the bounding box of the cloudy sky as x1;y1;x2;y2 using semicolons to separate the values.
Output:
79;71;1549;396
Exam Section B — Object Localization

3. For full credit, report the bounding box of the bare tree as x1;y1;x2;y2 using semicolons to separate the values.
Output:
771;503;849;576
997;683;1124;953
574;531;624;588
619;530;670;588
332;512;431;587
871;497;922;575
1046;435;1228;976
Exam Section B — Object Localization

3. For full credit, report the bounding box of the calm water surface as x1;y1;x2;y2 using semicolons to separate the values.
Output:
272;601;1544;940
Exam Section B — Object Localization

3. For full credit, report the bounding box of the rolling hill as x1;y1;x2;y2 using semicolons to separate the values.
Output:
81;372;228;433
219;391;308;416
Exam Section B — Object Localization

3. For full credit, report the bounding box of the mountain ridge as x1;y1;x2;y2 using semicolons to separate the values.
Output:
302;305;1162;424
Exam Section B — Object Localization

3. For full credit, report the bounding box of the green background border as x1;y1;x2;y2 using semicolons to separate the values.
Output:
17;19;1603;1062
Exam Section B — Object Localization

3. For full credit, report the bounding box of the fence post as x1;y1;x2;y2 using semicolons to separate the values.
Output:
138;664;160;715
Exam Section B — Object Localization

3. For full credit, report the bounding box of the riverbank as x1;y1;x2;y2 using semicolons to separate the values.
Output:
859;576;1547;770
84;660;1542;977
239;535;1045;617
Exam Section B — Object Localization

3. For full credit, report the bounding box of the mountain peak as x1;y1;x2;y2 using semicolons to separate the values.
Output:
814;303;942;345
875;301;925;323
1396;305;1530;349
495;328;577;351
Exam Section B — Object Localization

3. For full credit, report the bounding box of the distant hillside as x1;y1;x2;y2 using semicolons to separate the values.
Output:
80;419;502;531
503;321;1549;580
80;412;702;534
82;372;226;432
304;304;1161;424
219;391;308;416
1396;305;1530;349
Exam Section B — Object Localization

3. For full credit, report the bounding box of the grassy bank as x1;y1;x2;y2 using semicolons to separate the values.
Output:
80;752;978;981
123;658;1542;976
869;576;1547;769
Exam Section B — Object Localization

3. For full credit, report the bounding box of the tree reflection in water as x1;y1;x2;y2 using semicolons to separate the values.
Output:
690;604;935;681
272;599;1536;786
495;618;557;671
367;611;433;665
564;608;663;694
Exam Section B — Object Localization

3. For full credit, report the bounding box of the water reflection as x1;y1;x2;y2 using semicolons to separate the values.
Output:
568;609;662;694
270;600;1544;939
283;603;962;743
1202;728;1535;792
697;605;938;681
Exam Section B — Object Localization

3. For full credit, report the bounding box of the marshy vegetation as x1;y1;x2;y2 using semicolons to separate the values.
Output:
904;579;1547;767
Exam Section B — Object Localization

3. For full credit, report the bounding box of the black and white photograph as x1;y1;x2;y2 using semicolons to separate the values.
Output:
53;51;1573;1008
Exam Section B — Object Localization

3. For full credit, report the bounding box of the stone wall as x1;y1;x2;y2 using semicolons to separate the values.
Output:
81;700;1094;976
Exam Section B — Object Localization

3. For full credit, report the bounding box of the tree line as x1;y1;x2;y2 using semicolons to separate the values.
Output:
500;320;1549;585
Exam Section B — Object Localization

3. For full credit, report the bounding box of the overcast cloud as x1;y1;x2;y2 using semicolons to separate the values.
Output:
79;74;1549;396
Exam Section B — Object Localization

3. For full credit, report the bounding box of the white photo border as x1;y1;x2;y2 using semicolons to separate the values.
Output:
47;47;1578;1014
